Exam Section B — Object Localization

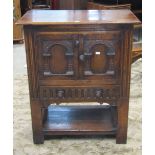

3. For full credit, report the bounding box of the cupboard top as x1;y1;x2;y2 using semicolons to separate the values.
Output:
17;9;140;25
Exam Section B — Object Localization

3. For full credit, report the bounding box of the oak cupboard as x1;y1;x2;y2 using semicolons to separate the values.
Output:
17;10;140;144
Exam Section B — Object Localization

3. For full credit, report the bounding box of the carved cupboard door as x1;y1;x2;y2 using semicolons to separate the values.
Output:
36;32;79;80
79;31;122;84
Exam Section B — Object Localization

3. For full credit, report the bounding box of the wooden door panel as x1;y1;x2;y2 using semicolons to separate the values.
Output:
87;43;109;74
48;45;68;74
36;32;78;80
80;31;122;83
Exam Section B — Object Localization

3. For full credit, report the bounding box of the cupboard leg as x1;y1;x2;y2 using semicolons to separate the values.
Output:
116;98;129;144
42;107;48;124
110;105;117;127
30;101;44;144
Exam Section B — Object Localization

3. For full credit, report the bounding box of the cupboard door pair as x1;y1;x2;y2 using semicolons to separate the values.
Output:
37;31;122;84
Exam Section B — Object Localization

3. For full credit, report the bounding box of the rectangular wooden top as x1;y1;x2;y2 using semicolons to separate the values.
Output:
17;10;140;25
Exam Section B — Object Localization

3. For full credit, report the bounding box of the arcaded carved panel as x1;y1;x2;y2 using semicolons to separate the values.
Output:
84;40;116;56
84;40;116;74
40;40;75;77
42;40;73;53
83;39;120;78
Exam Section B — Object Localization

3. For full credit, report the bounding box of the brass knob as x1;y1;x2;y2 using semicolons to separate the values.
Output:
79;54;85;61
75;40;79;47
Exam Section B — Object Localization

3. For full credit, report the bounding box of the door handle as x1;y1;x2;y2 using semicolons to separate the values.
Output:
75;40;79;47
79;54;85;61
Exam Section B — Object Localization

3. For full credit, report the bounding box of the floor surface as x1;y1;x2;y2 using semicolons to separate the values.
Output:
13;44;27;76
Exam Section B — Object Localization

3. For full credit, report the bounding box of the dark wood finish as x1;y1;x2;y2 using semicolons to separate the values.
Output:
32;0;51;9
51;0;88;10
132;42;142;63
43;105;117;135
13;0;23;42
17;10;140;144
39;86;120;105
88;2;131;10
20;0;32;15
30;100;44;144
91;0;142;21
132;24;142;62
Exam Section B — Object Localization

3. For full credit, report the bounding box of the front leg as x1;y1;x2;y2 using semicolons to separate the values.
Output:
30;100;44;144
116;98;129;144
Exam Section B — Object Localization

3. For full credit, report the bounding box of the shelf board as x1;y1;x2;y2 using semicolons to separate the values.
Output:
43;105;117;136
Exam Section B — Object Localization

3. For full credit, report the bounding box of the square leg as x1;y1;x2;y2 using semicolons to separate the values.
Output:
116;98;129;144
30;101;44;144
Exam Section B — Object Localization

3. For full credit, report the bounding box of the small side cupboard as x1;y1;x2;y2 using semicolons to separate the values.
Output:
17;10;140;144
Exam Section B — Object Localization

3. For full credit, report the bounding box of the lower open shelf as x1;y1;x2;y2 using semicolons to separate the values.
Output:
43;105;117;136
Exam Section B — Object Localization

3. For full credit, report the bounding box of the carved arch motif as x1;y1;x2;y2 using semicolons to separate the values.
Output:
41;40;74;76
83;40;116;75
